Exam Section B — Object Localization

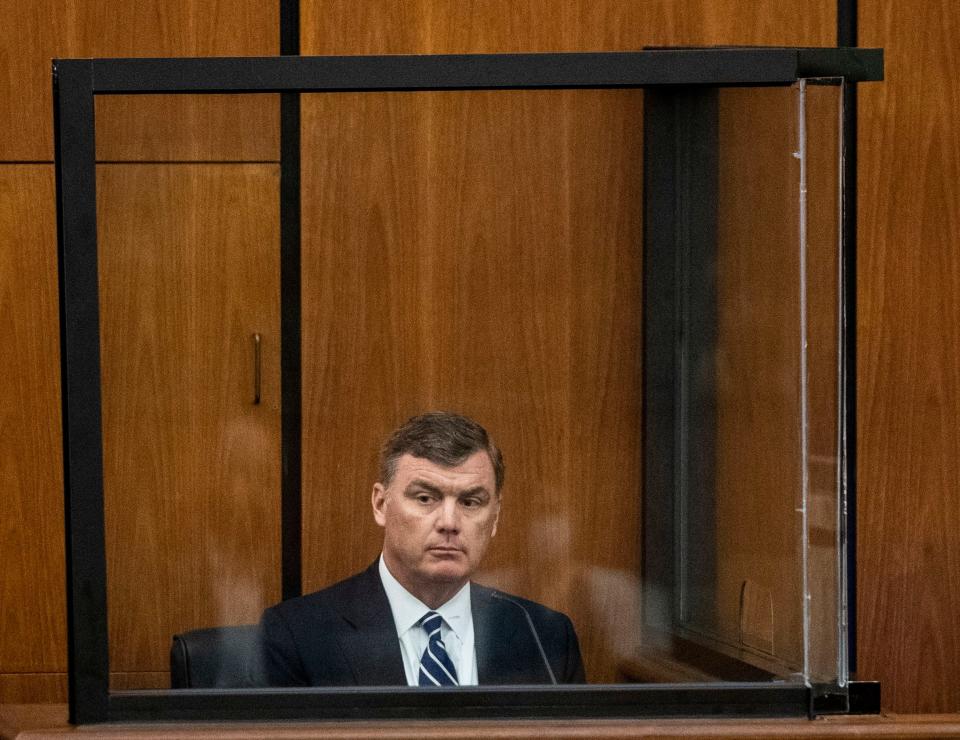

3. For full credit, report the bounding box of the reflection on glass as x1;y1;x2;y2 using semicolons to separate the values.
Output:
95;84;845;693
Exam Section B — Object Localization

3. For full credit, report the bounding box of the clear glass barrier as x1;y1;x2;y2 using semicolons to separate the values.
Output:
94;84;844;692
96;94;281;690
800;80;845;687
670;81;844;687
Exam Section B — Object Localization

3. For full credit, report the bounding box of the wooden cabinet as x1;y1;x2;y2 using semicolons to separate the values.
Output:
96;164;282;687
0;0;278;702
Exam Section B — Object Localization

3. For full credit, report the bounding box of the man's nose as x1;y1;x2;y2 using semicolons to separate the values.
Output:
435;497;460;532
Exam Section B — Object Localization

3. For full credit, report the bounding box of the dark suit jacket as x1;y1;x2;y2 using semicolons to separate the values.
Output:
260;561;585;686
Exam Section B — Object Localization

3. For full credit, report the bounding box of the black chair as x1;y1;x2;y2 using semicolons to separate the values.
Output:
169;624;266;688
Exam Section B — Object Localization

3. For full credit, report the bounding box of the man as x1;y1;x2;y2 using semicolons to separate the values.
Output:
260;411;585;686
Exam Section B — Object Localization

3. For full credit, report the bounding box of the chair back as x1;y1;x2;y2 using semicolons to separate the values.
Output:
169;624;265;688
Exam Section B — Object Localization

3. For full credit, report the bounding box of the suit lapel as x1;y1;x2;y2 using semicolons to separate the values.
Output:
333;562;408;686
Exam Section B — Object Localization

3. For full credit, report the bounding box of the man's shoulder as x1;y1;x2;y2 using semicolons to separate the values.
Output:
264;563;381;623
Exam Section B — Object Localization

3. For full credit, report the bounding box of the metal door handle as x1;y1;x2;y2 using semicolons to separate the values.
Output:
253;333;262;404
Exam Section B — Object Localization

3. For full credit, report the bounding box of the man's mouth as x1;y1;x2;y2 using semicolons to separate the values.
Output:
428;545;463;554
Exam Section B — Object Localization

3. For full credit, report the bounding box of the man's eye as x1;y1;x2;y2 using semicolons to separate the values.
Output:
415;494;434;504
462;498;481;508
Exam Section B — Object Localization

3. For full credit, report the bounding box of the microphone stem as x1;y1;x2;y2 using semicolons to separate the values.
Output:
491;592;558;685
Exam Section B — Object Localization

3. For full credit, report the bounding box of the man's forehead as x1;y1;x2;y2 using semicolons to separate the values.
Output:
393;451;495;485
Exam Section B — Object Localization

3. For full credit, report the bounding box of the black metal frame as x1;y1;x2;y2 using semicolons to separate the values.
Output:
278;0;302;603
837;0;860;679
53;48;882;725
642;86;719;641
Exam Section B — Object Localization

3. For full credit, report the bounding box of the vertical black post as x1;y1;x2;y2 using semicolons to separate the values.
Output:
643;88;718;637
837;0;858;678
280;0;302;601
54;59;110;724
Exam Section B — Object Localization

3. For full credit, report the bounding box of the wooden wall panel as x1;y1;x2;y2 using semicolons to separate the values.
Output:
94;95;278;163
858;0;960;713
301;0;833;55
299;0;834;684
0;0;278;161
0;167;66;699
398;88;645;682
298;92;426;586
299;88;644;684
0;675;67;705
0;2;68;160
97;164;281;682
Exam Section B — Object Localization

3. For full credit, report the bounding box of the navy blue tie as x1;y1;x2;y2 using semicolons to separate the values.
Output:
418;611;458;686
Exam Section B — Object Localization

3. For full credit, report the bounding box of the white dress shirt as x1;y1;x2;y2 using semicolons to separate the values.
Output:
378;554;477;685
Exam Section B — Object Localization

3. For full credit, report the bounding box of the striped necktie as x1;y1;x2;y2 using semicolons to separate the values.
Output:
418;611;458;686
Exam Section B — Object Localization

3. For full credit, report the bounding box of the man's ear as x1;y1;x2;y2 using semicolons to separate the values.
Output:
371;482;388;528
490;496;501;538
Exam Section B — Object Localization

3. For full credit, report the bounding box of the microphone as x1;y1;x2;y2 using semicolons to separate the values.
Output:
490;591;558;685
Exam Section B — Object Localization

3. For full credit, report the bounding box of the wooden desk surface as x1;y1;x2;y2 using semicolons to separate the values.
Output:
4;704;960;739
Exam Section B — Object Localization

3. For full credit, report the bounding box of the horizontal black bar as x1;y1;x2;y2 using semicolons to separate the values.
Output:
109;683;810;722
50;49;883;96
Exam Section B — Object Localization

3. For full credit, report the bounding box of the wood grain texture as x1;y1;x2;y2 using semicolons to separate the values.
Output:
858;0;960;713
300;0;835;684
108;672;168;691
0;2;67;160
0;167;67;684
94;95;279;163
0;0;278;161
97;164;281;679
301;0;834;55
0;675;66;706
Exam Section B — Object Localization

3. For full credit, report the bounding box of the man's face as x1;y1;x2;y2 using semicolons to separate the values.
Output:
372;451;500;603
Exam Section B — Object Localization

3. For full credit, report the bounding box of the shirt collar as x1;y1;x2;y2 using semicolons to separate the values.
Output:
378;554;472;640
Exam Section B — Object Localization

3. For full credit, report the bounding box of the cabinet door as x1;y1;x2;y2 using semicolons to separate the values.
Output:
97;163;281;688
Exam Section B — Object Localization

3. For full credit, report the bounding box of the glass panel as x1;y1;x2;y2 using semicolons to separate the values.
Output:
668;82;845;688
661;85;805;681
800;80;845;687
90;84;844;695
96;93;281;690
